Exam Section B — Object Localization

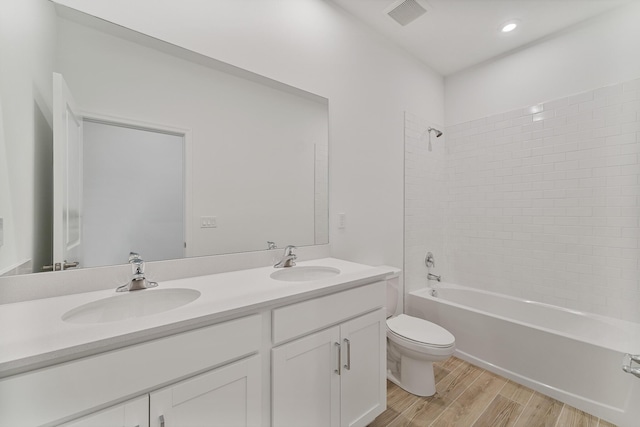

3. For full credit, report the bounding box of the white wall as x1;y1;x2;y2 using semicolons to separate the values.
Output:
53;0;444;274
0;0;56;274
445;2;640;125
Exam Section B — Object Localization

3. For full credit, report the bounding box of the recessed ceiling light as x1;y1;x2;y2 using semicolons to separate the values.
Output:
500;20;520;33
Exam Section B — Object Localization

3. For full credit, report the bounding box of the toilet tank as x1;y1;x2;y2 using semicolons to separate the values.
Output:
380;266;402;318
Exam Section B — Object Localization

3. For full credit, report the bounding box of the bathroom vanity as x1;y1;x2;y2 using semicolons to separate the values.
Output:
0;259;391;427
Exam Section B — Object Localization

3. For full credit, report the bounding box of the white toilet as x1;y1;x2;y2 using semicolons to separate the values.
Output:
386;275;455;397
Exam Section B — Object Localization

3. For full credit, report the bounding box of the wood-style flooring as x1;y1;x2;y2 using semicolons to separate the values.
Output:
370;357;617;427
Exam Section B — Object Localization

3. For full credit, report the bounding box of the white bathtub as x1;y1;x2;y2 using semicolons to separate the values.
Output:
408;283;640;427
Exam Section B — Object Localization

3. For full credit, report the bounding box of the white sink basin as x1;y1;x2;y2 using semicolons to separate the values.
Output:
62;288;201;324
270;266;341;282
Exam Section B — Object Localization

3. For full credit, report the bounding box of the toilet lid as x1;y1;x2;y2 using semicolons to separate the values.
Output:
387;314;455;347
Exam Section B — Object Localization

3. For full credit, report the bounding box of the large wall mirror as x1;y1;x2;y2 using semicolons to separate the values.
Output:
0;1;329;277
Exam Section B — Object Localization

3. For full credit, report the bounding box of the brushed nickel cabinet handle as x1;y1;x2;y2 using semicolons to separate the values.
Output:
344;338;351;371
335;342;341;375
159;415;165;427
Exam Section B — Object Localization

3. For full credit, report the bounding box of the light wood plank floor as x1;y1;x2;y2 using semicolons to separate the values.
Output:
370;357;617;427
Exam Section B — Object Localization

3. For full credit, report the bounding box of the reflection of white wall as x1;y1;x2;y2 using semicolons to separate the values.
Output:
82;121;184;267
0;102;16;274
0;0;56;274
56;17;325;256
315;141;329;244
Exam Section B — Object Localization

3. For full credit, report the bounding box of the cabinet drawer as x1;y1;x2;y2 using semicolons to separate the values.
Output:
0;314;261;427
272;282;385;345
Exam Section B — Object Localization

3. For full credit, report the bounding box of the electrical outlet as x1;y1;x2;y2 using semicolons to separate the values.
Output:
200;216;217;228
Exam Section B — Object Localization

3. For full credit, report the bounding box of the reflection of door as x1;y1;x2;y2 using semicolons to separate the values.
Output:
52;73;83;271
82;120;185;268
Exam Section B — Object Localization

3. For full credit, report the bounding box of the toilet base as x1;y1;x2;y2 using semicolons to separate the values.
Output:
387;356;436;397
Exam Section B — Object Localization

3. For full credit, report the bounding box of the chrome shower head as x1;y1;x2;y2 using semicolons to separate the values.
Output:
428;127;443;138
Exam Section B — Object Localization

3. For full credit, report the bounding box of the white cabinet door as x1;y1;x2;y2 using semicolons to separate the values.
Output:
272;326;341;427
340;309;387;427
61;395;149;427
149;355;261;427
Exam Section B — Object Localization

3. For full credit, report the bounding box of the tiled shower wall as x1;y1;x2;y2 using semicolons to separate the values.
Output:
404;112;447;295
445;77;640;322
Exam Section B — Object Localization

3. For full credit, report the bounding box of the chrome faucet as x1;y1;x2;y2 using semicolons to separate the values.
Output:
425;251;441;282
274;245;297;268
116;252;159;292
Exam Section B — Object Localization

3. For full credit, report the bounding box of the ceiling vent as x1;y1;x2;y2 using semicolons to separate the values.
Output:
385;0;428;26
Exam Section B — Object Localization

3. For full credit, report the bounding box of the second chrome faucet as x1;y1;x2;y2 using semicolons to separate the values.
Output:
274;245;297;268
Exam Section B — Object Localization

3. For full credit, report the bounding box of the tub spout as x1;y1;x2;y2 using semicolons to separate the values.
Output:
427;273;441;282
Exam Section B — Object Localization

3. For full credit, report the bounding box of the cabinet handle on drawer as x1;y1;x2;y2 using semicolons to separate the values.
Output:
623;354;640;378
335;342;341;375
159;415;165;427
344;338;351;371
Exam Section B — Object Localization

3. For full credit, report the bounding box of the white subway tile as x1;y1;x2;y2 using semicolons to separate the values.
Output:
606;154;637;167
543;153;566;163
554;123;579;136
543;135;567;146
566;169;592;179
620;143;640;155
595;84;623;99
524;104;544;115
608;216;639;227
544;97;569;110
544;116;568;129
569;91;594;105
623;78;640;93
532;110;555;122
555;104;580;118
623;100;640;113
554;160;580;171
620;164;640;176
579;100;596;112
593;166;623;177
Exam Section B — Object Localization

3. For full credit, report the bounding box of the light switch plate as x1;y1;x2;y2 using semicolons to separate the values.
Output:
200;216;217;228
337;213;346;229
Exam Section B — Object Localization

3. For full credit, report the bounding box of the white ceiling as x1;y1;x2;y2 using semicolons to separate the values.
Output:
328;0;634;76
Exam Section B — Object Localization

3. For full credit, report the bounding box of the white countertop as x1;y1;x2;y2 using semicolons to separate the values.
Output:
0;258;394;378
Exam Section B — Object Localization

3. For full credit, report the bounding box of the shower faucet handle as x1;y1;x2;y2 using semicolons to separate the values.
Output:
425;252;435;268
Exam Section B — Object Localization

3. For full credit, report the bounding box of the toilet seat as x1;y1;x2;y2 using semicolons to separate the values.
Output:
387;314;455;349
